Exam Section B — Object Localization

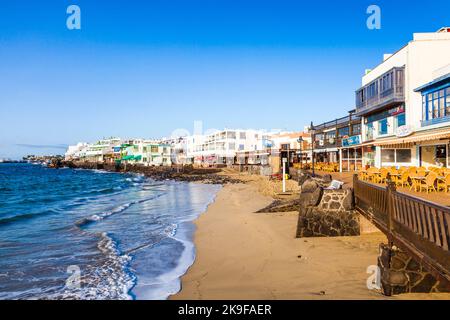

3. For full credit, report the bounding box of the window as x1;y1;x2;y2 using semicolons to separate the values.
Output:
378;118;388;135
315;133;324;142
422;95;426;121
352;123;361;135
151;146;158;153
228;143;235;150
381;149;395;163
338;127;349;137
325;131;336;143
239;132;246;139
439;89;445;118
396;149;412;162
227;131;236;139
436;145;446;160
427;94;433;120
447;88;450;115
239;144;244;151
433;98;439;118
395;113;406;128
366;122;374;140
381;149;411;164
381;72;393;93
423;86;450;122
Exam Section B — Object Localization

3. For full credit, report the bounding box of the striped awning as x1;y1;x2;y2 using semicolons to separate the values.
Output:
375;127;450;148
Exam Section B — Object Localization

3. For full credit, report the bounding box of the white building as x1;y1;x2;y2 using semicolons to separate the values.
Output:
65;142;88;160
185;129;268;166
355;28;450;168
65;138;121;162
122;139;172;166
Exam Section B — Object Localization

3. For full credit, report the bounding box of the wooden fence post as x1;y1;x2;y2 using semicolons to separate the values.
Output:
352;173;358;209
386;173;396;245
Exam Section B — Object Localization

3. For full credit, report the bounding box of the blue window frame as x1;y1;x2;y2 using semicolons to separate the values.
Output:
395;113;406;128
422;84;450;126
379;118;388;135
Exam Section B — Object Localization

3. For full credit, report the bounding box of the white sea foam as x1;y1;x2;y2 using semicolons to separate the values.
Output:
78;193;165;227
132;188;221;300
50;233;136;300
131;224;196;300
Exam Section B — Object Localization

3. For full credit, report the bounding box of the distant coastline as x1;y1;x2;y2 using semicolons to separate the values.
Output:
53;160;243;185
0;160;27;164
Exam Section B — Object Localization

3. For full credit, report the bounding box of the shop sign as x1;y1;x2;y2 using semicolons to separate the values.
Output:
319;140;324;146
342;135;361;147
365;105;405;124
396;125;414;138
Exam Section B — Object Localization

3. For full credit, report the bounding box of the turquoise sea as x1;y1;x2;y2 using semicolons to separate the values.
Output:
0;163;220;300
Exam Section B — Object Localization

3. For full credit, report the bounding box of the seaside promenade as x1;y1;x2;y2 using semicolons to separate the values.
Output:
311;171;450;207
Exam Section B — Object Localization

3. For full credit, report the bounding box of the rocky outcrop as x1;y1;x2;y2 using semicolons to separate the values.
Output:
378;244;450;295
60;161;241;185
256;199;301;213
296;176;360;238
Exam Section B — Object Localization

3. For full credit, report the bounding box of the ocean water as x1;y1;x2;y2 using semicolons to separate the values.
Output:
0;163;221;300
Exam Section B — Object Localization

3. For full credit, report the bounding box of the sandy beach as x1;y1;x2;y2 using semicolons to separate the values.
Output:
171;174;450;300
172;179;386;300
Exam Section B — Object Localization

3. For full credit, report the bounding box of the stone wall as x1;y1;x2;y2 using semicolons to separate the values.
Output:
231;164;272;176
378;244;450;295
296;175;360;238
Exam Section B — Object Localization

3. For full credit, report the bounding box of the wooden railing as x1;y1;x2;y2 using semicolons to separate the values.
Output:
353;174;450;284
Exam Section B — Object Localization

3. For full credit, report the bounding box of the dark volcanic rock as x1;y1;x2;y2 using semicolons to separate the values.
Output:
60;162;242;185
301;180;319;193
299;187;323;208
256;199;300;213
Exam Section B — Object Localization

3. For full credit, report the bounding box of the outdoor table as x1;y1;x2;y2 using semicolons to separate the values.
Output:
389;173;401;182
409;176;426;191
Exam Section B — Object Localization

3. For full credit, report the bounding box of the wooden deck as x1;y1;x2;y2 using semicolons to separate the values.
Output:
311;170;450;207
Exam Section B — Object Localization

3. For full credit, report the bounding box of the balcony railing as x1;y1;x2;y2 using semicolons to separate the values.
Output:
356;67;405;116
313;114;361;132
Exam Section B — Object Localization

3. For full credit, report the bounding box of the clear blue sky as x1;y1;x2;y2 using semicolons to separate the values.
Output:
0;0;449;159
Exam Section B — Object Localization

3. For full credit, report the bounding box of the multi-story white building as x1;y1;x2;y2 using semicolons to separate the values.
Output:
185;129;268;166
65;138;121;162
121;139;172;166
355;27;450;168
65;142;89;160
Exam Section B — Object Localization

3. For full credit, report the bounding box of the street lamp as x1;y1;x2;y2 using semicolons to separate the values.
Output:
297;136;304;169
310;121;316;177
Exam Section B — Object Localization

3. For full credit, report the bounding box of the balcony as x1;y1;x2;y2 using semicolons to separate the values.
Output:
356;67;405;116
313;114;361;132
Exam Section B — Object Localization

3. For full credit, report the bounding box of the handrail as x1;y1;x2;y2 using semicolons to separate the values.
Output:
353;174;450;283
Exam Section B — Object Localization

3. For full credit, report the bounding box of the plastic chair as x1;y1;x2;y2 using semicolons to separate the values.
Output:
419;172;438;193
